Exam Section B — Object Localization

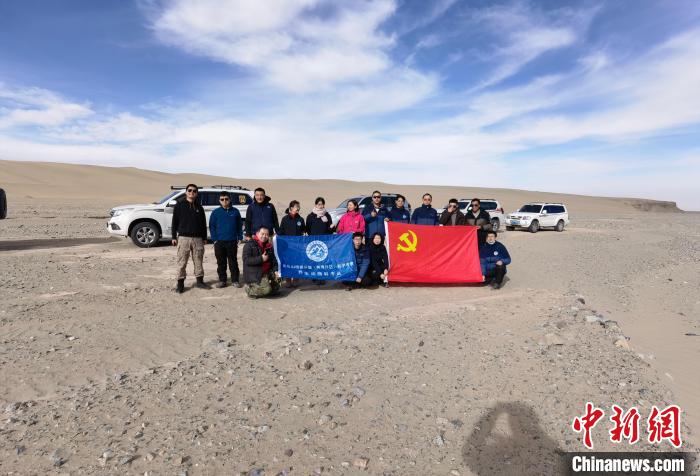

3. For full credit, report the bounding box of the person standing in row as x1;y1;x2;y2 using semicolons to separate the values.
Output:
363;190;389;238
388;194;411;224
439;198;466;226
336;199;365;234
242;226;280;298
278;200;305;288
411;193;439;225
209;191;243;288
171;184;209;293
464;198;492;244
306;197;334;285
245;187;279;240
306;197;334;235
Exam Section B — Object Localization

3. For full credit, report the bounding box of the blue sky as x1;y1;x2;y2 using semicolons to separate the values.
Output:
1;0;699;209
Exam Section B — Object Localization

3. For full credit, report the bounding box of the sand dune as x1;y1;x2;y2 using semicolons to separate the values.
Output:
0;159;682;213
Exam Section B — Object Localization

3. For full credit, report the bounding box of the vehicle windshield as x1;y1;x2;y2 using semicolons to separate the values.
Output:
154;190;181;204
518;204;542;213
336;198;361;209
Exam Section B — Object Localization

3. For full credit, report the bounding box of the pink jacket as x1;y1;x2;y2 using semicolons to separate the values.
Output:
337;210;366;234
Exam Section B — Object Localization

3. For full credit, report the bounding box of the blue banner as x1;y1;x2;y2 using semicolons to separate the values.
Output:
274;234;357;281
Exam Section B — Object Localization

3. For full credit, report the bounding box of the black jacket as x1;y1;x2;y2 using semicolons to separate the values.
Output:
279;213;306;236
369;243;389;275
172;200;207;239
306;212;333;235
464;208;492;244
242;239;278;284
439;209;466;226
245;196;279;237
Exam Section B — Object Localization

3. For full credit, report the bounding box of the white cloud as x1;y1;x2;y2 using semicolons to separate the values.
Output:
0;84;93;129
149;0;398;92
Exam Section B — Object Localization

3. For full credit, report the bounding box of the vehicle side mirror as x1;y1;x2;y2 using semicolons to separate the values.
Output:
359;204;365;209
168;200;177;207
541;210;548;214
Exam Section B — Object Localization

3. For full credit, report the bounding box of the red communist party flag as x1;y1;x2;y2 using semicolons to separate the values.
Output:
385;222;483;283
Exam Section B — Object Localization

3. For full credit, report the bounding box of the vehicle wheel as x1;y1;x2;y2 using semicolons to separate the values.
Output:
528;220;539;233
506;225;515;231
490;218;500;232
555;220;565;232
130;221;161;247
0;189;6;219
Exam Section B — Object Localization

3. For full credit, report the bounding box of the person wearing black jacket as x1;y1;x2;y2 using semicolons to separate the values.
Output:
306;196;334;235
245;187;279;238
368;232;389;287
464;198;492;245
171;184;209;293
439;198;467;226
279;200;306;288
242;226;280;298
279;200;306;236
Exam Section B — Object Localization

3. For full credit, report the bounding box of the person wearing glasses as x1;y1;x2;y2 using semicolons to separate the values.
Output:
388;194;411;224
410;193;439;225
464;198;492;245
171;184;209;293
209;191;243;288
439;198;466;226
363;190;390;239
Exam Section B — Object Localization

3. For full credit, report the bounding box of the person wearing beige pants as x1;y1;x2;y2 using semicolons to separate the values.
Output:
171;184;210;293
176;236;204;280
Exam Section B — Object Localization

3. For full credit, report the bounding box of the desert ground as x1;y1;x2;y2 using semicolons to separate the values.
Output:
0;160;698;475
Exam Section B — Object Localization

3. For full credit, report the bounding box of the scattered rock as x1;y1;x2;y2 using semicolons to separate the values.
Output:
433;434;445;446
351;387;366;397
50;449;66;467
614;338;631;350
544;333;564;346
284;448;293;457
101;449;114;460
119;455;136;465
318;414;333;426
301;336;312;345
353;457;369;470
301;360;313;370
146;452;156;461
584;315;603;324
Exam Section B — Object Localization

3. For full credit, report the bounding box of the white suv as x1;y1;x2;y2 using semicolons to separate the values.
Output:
108;186;254;247
436;198;506;232
505;203;569;233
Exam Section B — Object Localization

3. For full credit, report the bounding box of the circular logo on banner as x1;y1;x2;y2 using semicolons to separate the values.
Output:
306;240;329;262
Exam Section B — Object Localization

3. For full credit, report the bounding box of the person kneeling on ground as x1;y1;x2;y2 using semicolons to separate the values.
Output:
343;232;372;290
479;230;511;289
242;226;281;298
368;232;389;287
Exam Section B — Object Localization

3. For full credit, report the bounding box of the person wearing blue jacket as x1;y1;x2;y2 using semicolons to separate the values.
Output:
343;232;372;290
363;190;390;238
479;230;511;289
388;194;411;223
410;193;439;225
245;187;279;239
210;192;243;288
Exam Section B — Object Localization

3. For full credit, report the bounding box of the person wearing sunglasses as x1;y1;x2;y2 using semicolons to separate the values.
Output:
171;184;209;293
362;190;390;240
464;197;492;245
209;191;243;288
410;193;439;225
439;198;466;226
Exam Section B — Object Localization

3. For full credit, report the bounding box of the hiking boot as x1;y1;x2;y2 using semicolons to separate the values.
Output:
195;277;211;289
492;282;501;290
216;281;227;289
175;279;185;294
233;281;243;288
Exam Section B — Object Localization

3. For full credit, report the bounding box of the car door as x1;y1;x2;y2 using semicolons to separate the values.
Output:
163;191;185;238
541;205;557;227
199;192;220;233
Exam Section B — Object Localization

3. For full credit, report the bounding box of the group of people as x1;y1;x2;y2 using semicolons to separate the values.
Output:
171;184;511;298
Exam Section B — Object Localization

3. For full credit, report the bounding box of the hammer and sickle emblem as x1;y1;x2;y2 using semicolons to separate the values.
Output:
397;230;418;252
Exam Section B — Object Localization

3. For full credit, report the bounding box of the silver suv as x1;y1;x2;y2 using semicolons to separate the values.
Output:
328;194;412;225
107;185;254;247
505;203;569;233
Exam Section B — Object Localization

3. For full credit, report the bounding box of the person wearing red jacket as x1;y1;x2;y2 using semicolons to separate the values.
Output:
336;199;366;234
